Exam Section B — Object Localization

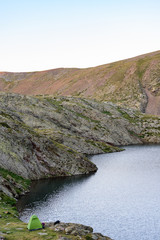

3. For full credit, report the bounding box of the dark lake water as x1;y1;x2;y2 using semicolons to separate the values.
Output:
17;145;160;240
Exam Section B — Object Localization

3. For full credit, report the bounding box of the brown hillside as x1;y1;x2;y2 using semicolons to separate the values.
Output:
0;51;160;114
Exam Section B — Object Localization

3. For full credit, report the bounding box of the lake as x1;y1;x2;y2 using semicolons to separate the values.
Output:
17;145;160;240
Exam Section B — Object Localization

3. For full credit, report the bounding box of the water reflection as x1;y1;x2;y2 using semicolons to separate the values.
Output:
17;145;160;240
17;174;95;212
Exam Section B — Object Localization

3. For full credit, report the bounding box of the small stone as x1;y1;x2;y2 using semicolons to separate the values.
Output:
91;233;109;240
57;237;71;240
16;228;24;230
0;215;2;218
55;226;65;232
65;226;74;234
71;230;79;236
91;234;99;240
38;233;48;236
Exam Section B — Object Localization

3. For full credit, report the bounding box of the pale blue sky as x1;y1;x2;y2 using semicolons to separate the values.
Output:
0;0;160;72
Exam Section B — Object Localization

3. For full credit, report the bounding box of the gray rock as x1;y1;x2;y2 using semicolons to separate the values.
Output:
65;226;74;234
48;222;93;236
91;233;108;240
47;222;111;239
6;231;12;234
57;237;71;240
37;232;48;236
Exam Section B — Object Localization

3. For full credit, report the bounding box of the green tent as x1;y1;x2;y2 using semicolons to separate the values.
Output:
27;214;42;231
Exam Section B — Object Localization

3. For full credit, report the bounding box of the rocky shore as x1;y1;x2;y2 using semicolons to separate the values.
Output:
0;202;111;239
45;222;111;240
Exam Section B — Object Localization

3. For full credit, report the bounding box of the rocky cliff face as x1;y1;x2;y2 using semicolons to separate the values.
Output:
0;168;30;202
0;92;160;187
0;51;160;115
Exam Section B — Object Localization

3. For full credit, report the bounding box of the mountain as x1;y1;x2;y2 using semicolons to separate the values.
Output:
1;92;160;199
1;93;160;182
0;51;160;115
0;92;160;239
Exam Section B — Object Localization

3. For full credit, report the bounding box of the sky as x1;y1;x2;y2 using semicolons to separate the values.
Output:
0;0;160;72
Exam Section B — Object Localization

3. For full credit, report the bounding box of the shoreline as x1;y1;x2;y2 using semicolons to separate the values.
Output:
1;143;160;239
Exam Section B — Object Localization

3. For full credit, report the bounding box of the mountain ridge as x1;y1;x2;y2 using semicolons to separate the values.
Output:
1;50;160;114
1;50;160;73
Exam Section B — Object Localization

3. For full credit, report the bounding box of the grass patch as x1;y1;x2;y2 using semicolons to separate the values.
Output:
141;114;160;120
75;112;99;123
102;110;112;116
136;58;149;80
0;122;11;128
128;130;139;137
0;193;17;206
86;139;122;153
85;235;94;240
117;107;137;123
0;167;30;190
45;98;63;111
0;111;14;120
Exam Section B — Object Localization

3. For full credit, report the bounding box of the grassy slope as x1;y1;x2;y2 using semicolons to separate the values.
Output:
0;202;94;240
0;51;160;113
